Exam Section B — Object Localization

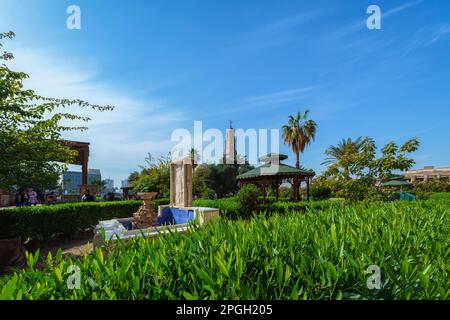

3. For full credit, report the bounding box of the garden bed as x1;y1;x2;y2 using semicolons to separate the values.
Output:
1;200;448;300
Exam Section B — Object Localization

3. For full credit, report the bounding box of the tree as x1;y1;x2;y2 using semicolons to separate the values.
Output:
192;162;254;198
321;137;366;180
320;137;420;201
369;138;420;181
129;153;170;196
0;31;113;190
282;110;317;168
90;178;107;194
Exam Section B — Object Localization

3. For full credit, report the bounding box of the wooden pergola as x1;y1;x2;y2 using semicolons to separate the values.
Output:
63;140;90;186
236;153;315;201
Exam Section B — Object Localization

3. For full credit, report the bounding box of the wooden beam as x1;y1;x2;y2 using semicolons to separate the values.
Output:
306;177;310;201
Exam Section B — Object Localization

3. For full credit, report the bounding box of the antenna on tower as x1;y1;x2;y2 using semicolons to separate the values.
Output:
228;120;233;129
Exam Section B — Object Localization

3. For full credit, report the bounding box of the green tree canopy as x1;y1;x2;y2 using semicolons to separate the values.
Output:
129;153;171;196
320;137;420;182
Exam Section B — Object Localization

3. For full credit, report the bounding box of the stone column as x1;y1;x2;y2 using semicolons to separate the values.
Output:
170;156;194;208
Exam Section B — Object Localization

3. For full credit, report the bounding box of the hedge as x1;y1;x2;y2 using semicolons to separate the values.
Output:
192;198;343;219
0;201;142;241
153;198;170;207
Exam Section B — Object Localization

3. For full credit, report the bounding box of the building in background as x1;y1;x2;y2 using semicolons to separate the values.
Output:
121;179;131;200
104;178;114;190
403;166;450;182
62;169;102;195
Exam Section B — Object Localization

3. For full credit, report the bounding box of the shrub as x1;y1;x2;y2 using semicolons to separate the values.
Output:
1;200;448;299
235;184;261;218
0;201;142;241
413;180;450;193
311;185;331;201
278;186;292;199
201;188;216;200
153;198;170;207
429;192;450;200
193;198;240;219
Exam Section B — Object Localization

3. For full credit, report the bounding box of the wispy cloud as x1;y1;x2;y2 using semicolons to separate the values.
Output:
230;10;324;50
404;24;450;55
332;0;425;39
7;44;183;183
244;86;320;106
384;0;424;18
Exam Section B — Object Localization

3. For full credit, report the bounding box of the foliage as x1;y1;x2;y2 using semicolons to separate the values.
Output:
318;137;420;201
193;163;253;198
429;192;450;200
282;110;317;168
311;185;331;201
235;184;261;217
412;179;449;194
0;201;141;241
201;187;216;200
153;197;170;207
0;31;112;190
1;200;448;299
321;137;419;182
89;179;107;194
279;186;292;199
370;138;420;181
192;198;338;219
322;137;366;180
129;153;170;196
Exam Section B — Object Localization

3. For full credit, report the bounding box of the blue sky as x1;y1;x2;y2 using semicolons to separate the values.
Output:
1;0;449;186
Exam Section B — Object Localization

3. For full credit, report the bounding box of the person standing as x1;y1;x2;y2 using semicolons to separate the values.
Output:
81;189;95;202
27;188;38;206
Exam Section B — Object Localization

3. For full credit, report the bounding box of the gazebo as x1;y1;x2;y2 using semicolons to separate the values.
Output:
236;153;315;201
380;174;411;191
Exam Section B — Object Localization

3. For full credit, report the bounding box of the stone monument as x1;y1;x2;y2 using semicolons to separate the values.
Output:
133;192;158;229
170;156;194;208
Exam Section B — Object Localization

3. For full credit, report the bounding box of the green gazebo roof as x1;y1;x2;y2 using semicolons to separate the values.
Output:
381;179;411;187
258;153;288;163
380;174;411;187
237;163;315;180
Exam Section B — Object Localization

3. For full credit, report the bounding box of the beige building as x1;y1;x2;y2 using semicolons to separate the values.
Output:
403;166;450;182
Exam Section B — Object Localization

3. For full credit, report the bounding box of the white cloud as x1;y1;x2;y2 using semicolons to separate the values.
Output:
230;10;324;50
6;44;183;184
244;86;320;105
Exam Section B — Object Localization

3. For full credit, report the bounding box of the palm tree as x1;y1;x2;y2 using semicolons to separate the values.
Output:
321;137;364;180
282;110;317;168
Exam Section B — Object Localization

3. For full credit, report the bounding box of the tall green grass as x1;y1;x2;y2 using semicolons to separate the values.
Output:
1;200;448;300
429;192;450;200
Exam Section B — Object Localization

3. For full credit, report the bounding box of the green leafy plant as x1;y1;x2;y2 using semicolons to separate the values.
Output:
1;200;448;300
235;184;261;218
0;32;113;190
311;185;331;201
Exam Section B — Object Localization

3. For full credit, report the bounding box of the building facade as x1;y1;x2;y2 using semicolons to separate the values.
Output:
62;169;102;195
104;178;114;190
403;166;450;182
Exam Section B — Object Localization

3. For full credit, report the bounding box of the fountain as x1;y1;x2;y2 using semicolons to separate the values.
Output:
93;156;219;247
